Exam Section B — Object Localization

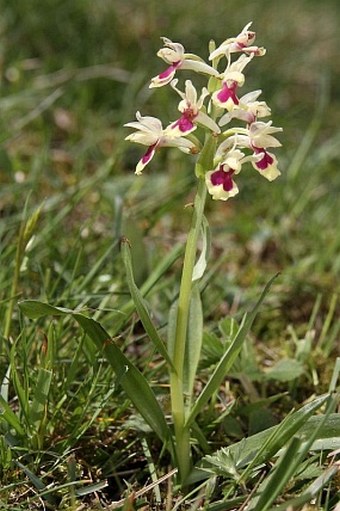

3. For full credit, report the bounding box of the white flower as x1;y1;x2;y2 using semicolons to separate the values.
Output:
251;147;281;181
166;79;220;136
205;149;254;201
206;164;239;201
219;90;271;125
209;22;266;61
124;112;196;174
211;55;254;110
248;121;283;149
150;37;218;88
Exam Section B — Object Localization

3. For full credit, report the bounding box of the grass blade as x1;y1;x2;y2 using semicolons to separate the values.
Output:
249;436;304;511
29;368;52;429
271;465;339;511
249;399;337;511
0;395;25;436
19;300;172;447
16;461;59;506
185;275;278;428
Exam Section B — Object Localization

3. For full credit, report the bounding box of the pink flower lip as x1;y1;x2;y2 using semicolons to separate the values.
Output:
217;82;239;105
210;166;235;192
171;107;197;133
141;142;158;164
253;147;274;170
158;61;181;79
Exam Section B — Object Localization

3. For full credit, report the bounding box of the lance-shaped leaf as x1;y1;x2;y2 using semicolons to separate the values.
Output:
121;238;174;369
272;465;339;511
183;283;203;402
246;397;335;511
19;300;171;446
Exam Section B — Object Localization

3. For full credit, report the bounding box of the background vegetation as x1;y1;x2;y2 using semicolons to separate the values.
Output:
0;0;339;509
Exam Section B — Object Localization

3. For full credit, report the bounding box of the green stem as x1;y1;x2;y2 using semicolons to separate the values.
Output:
170;176;207;483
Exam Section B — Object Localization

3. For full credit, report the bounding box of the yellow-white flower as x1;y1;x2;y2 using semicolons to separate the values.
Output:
219;90;271;125
209;22;266;61
217;121;282;181
205;149;255;201
150;37;218;88
124;112;196;174
167;79;220;136
211;55;254;110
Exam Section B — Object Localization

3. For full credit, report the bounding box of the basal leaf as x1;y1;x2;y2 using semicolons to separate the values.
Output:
120;238;174;368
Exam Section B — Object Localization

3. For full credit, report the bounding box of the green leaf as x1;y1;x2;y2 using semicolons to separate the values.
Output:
264;358;305;382
121;238;174;369
75;480;109;496
248;401;337;511
10;359;30;426
19;300;172;447
19;300;73;319
0;366;11;402
117;242;183;331
16;461;58;506
203;395;333;477
183;283;203;400
185;275;278;428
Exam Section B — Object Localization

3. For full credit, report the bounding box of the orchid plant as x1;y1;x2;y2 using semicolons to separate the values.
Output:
124;22;282;484
19;23;282;491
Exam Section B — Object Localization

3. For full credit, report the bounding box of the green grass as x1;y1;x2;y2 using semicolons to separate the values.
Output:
0;0;340;509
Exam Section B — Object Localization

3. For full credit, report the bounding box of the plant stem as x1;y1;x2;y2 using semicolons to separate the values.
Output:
170;176;207;483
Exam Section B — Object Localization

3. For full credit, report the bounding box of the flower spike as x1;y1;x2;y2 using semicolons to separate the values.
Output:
125;25;282;199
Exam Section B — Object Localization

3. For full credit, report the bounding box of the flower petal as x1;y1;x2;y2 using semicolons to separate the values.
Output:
206;167;239;200
150;62;181;88
181;59;219;76
135;142;159;175
196;111;221;133
252;150;281;180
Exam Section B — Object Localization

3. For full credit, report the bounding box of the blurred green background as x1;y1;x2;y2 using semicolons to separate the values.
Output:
0;0;339;327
